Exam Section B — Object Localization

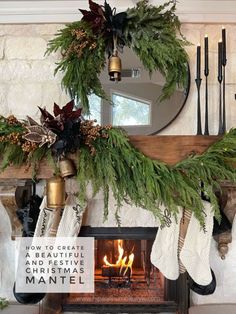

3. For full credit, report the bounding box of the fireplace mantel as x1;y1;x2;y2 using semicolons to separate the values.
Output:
0;135;220;180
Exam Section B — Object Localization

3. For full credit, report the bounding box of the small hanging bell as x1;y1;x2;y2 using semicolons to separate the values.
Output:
108;51;122;82
46;176;65;210
59;157;76;178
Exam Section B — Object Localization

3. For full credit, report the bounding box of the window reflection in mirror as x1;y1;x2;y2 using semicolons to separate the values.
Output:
82;47;190;135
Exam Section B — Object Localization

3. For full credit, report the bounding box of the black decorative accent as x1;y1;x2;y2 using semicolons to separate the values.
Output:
204;75;209;135
222;66;226;133
79;227;158;239
195;78;202;135
63;303;178;313
218;73;223;135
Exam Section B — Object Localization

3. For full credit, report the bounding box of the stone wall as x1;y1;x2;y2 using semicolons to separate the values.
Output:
1;23;236;307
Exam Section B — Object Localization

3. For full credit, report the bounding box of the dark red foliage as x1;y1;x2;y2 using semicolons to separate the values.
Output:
80;0;105;33
38;100;82;134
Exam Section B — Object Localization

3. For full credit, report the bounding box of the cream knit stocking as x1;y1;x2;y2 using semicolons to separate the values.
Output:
179;201;214;285
150;209;182;280
56;194;87;237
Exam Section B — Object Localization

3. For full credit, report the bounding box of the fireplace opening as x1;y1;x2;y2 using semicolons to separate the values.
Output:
63;227;189;314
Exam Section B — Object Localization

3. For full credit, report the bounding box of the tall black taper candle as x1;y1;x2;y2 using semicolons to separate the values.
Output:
204;35;209;76
218;41;223;80
222;27;227;66
196;44;201;79
196;44;202;135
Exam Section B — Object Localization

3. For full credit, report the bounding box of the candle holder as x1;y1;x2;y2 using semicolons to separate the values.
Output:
204;73;209;135
195;78;202;135
218;75;223;135
222;65;226;133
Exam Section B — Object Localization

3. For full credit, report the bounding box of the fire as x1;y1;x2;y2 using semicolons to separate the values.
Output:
103;240;134;275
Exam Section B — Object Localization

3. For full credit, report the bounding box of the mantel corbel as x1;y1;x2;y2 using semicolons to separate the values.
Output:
0;179;32;240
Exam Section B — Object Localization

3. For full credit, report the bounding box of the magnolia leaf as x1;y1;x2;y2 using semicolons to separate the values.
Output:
38;106;54;123
26;125;47;135
27;116;39;126
24;133;43;143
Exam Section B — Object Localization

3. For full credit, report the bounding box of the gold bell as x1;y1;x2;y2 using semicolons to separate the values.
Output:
59;157;76;178
46;176;65;210
108;52;121;82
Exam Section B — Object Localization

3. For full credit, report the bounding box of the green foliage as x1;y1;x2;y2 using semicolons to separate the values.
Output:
76;128;236;226
46;0;190;113
0;143;25;170
46;21;107;114
124;0;190;100
0;117;24;135
0;297;9;310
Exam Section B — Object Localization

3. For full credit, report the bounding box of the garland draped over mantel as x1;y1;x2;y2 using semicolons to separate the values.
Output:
0;102;236;227
46;0;189;114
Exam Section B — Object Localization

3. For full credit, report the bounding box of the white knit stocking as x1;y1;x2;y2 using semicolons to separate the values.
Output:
179;201;214;285
56;194;87;237
150;209;182;280
33;196;54;237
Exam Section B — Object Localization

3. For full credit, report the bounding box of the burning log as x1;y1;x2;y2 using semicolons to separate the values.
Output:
101;265;131;278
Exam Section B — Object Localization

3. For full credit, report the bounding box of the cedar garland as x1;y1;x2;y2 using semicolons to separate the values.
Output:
46;0;189;114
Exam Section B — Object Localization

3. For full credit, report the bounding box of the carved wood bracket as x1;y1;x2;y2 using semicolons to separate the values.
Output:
0;180;32;240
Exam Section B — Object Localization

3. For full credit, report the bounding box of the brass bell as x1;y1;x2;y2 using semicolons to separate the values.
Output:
59;157;76;178
108;52;121;82
46;176;65;210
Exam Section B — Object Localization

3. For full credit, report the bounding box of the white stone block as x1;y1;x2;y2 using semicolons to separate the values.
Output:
31;61;56;81
0;25;38;37
41;82;61;107
0;84;9;116
7;83;42;118
0;60;32;81
0;37;4;59
34;24;64;36
5;37;47;60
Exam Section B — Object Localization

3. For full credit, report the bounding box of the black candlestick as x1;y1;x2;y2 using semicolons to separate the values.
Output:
196;78;202;135
222;66;226;133
204;35;209;135
222;27;227;134
218;41;223;135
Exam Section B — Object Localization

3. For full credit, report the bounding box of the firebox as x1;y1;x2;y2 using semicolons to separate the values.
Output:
62;227;189;314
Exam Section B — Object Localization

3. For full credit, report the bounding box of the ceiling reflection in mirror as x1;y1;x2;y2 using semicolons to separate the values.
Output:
85;47;190;135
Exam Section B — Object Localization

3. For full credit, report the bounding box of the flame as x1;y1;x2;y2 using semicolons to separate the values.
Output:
103;240;134;275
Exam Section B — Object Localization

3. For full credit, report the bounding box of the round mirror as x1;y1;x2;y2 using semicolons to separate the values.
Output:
86;47;190;135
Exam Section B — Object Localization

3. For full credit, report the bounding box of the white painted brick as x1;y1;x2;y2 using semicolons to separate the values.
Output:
5;37;47;60
7;83;42;118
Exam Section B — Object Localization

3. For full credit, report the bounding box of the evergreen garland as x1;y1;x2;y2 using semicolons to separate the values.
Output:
46;22;107;113
1;111;236;227
124;0;189;100
76;128;236;227
46;0;189;114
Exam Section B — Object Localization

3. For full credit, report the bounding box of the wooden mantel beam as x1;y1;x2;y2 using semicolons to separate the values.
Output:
0;135;220;180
